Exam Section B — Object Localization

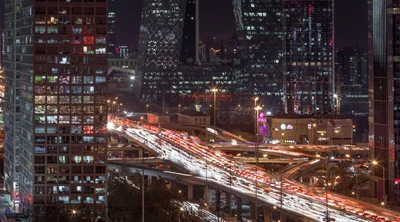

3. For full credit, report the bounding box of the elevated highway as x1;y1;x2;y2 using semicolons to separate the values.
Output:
109;156;307;165
160;124;249;143
108;117;400;221
108;160;313;222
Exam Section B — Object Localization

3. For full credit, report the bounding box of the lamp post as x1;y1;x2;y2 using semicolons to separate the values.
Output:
372;160;386;205
333;93;338;114
142;146;145;222
71;209;77;222
325;157;329;221
253;97;259;135
178;104;181;113
146;104;149;114
112;101;116;114
254;105;262;202
211;88;218;127
178;207;183;222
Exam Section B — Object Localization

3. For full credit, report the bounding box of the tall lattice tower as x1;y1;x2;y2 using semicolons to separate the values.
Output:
137;0;190;102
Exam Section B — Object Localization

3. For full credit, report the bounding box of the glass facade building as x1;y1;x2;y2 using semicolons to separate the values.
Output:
233;0;285;113
137;0;189;103
3;0;108;218
138;0;240;106
368;0;400;204
108;0;116;56
284;0;334;114
336;47;368;116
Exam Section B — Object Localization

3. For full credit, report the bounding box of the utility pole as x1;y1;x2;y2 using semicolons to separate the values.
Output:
280;173;283;209
142;146;145;222
212;88;217;127
325;158;329;221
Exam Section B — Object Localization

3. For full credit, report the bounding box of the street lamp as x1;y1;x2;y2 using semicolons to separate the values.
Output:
146;104;149;114
211;88;218;127
178;104;181;113
178;207;184;222
253;97;259;137
71;209;77;221
372;160;386;205
254;105;262;202
254;97;259;107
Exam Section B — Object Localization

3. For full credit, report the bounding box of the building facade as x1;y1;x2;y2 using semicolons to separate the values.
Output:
137;0;191;103
4;0;108;217
108;57;136;70
118;45;129;58
284;0;335;114
233;0;285;113
368;0;400;204
108;0;116;56
270;115;353;145
336;47;368;142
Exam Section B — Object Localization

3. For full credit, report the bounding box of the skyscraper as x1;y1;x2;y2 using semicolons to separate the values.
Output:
108;0;117;56
233;0;285;113
368;0;399;204
336;46;368;116
284;0;335;114
138;0;240;107
137;0;190;102
3;0;108;217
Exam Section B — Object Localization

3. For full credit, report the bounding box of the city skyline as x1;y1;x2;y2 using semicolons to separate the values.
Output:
0;0;367;48
0;0;398;221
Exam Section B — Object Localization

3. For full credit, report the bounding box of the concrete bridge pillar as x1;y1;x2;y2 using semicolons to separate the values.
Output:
280;211;287;222
250;202;256;220
147;176;152;186
139;148;143;158
225;191;232;216
187;184;194;201
236;196;242;220
263;207;272;222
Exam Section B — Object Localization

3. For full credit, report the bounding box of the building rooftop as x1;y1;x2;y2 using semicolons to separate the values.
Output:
178;110;209;117
272;113;351;119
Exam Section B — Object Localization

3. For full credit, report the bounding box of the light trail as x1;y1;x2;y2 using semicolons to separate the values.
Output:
108;119;400;222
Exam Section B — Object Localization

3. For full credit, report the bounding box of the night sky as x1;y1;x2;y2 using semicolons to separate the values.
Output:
118;0;368;49
0;0;368;49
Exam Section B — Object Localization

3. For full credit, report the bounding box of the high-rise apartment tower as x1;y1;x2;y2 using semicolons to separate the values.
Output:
284;0;335;114
3;0;108;218
368;0;400;204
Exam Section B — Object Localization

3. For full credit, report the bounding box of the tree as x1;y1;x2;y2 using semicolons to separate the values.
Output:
107;168;196;222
